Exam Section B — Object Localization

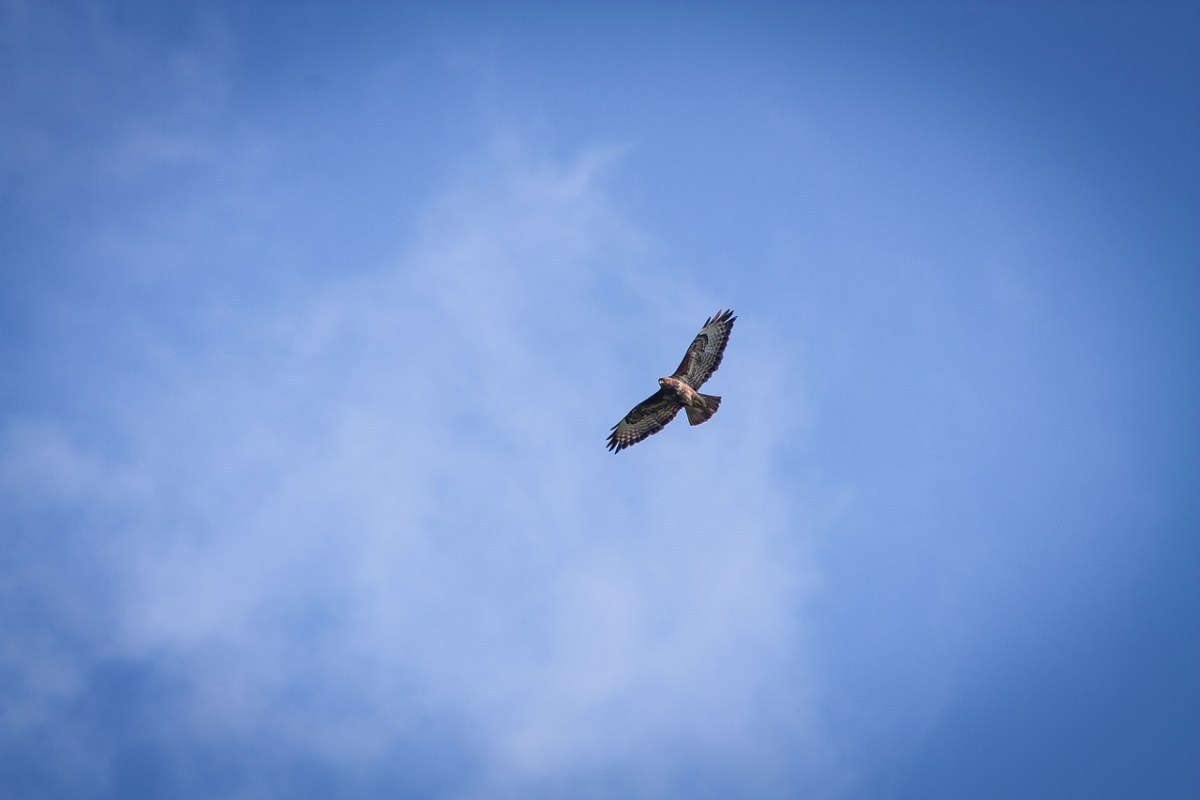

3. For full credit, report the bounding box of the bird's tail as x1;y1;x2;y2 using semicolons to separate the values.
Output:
685;394;721;426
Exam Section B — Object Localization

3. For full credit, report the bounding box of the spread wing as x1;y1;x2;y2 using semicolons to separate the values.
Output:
671;309;736;388
606;388;683;453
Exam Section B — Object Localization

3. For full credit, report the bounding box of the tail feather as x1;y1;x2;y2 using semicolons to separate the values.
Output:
685;394;721;426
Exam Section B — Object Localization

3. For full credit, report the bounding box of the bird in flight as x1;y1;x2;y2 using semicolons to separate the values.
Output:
606;309;736;453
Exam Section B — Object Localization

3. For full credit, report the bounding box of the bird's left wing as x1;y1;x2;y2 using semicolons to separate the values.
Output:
671;309;736;388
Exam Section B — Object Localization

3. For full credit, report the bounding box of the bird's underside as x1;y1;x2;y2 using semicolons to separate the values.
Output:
606;309;735;453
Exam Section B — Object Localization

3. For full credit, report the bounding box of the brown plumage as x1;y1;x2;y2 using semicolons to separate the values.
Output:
606;309;736;453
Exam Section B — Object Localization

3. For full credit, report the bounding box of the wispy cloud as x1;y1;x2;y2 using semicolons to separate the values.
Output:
9;3;1189;797
2;108;824;795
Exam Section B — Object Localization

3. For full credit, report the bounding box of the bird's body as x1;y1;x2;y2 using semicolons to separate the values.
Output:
658;376;721;426
606;309;736;453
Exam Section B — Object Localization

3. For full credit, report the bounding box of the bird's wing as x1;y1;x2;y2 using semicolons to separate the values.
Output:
671;309;736;388
606;387;682;453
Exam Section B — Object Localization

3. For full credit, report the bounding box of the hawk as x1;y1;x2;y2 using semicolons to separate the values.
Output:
607;309;736;453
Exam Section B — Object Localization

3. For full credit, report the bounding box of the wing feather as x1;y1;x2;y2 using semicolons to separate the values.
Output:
671;309;736;388
606;388;682;453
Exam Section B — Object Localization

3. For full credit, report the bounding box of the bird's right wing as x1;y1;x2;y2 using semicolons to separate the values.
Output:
606;387;682;452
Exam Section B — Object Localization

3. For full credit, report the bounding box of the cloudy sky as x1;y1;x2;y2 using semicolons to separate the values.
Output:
2;1;1197;797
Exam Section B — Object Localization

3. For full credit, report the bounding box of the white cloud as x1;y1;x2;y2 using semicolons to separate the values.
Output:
1;141;826;795
1;6;828;791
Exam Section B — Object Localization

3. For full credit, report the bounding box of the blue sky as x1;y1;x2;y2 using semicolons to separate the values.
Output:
2;1;1197;797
